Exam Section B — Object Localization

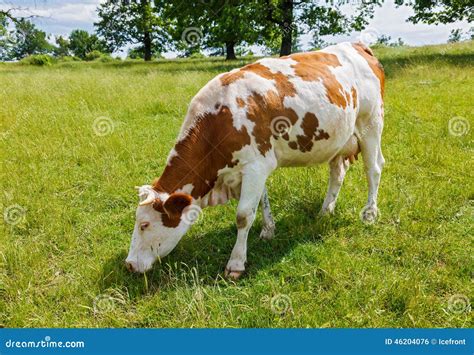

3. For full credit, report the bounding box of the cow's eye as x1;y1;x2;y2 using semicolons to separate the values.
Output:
140;222;150;231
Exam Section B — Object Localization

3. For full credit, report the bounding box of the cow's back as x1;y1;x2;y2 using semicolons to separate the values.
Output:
162;43;384;202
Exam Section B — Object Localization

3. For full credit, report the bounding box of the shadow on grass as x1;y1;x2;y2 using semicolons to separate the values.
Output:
97;198;354;298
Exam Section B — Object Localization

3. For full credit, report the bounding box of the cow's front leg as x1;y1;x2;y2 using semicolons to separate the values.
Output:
225;170;267;279
259;186;275;240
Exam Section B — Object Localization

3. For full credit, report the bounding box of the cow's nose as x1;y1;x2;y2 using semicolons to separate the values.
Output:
125;260;137;273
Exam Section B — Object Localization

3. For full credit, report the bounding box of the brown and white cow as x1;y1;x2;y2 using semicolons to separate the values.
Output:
126;42;385;278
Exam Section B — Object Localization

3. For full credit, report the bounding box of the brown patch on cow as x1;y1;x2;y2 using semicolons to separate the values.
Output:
221;63;296;98
351;86;358;109
222;62;300;154
244;90;299;154
236;97;245;108
220;70;246;86
236;213;247;229
288;141;298;150
289;52;349;109
344;91;351;107
221;62;300;155
151;199;181;228
295;112;330;152
153;106;251;199
352;43;385;98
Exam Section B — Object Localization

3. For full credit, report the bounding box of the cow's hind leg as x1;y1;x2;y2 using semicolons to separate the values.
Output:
225;166;269;279
320;155;350;215
359;114;385;223
259;186;275;239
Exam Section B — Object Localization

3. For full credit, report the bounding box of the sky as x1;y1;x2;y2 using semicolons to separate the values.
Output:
1;0;471;58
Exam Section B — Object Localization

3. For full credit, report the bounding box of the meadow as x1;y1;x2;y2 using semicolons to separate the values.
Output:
0;42;472;328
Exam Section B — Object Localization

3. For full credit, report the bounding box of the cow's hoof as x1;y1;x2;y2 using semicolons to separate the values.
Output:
360;205;379;224
259;224;275;240
319;207;335;216
224;268;244;280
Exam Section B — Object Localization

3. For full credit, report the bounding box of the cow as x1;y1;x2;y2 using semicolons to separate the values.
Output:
126;42;385;279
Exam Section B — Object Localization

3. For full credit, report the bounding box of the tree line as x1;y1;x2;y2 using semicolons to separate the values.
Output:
1;0;472;62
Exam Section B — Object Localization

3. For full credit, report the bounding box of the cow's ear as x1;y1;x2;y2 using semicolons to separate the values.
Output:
163;193;192;217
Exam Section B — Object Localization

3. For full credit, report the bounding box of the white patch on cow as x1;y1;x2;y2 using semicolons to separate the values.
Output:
256;57;297;76
324;42;382;120
176;183;194;195
166;148;178;165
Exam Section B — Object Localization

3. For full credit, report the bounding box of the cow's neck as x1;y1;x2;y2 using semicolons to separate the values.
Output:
152;107;250;204
153;153;213;200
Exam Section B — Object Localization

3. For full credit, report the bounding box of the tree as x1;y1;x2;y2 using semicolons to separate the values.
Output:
53;35;70;57
68;29;107;59
0;12;10;59
448;29;463;43
396;0;473;24
166;0;264;60
95;0;168;61
5;19;52;60
127;45;162;59
261;0;382;56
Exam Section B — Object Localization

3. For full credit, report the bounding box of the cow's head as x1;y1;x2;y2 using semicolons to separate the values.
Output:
125;185;197;273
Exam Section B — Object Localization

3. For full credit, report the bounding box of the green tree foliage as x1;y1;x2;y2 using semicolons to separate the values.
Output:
127;46;162;59
2;19;52;60
396;0;473;24
53;35;70;57
95;0;169;61
262;0;382;56
165;0;264;60
373;34;406;47
0;13;9;59
68;29;107;59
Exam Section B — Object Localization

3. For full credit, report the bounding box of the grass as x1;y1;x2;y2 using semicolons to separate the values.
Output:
0;42;473;328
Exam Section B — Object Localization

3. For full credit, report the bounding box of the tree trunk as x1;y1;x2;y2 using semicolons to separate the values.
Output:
140;0;152;61
143;30;152;61
279;0;294;57
225;41;237;60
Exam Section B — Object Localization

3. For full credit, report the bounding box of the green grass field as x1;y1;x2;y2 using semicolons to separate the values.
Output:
1;42;473;328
